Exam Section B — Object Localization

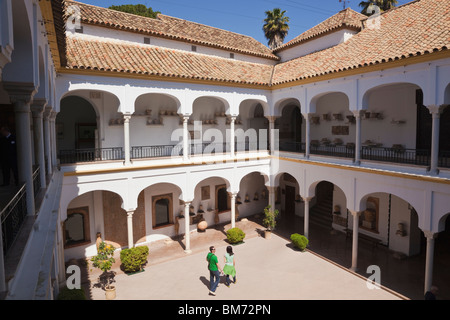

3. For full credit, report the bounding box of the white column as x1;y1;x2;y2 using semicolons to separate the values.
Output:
230;116;236;156
305;113;311;159
268;186;276;211
302;197;312;239
183;115;190;161
423;231;437;294
427;105;444;175
31;98;47;189
4;83;36;216
230;192;237;228
184;202;192;253
350;210;361;271
353;110;362;165
266;116;276;154
126;210;135;249
43;106;53;175
123;114;132;165
50;111;58;168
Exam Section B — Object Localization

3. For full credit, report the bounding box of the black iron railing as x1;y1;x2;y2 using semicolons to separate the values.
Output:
310;144;355;159
131;145;183;159
58;147;124;164
1;184;27;256
32;166;40;198
361;146;431;166
279;141;305;153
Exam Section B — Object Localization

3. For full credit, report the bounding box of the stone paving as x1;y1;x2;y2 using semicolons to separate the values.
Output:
79;217;406;300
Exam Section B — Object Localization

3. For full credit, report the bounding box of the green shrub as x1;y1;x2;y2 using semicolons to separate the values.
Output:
290;233;309;251
120;246;149;273
57;286;86;300
226;227;246;244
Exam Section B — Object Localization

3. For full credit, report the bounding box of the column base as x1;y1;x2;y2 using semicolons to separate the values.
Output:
184;249;192;254
349;266;358;273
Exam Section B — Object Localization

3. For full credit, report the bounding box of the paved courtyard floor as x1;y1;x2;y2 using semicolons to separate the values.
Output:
80;218;406;300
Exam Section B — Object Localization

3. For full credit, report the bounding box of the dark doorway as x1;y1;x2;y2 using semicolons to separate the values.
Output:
285;185;296;217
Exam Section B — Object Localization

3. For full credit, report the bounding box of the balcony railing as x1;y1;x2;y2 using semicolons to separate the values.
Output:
361;146;431;166
1;184;27;256
58;147;124;164
57;144;450;169
131;145;183;159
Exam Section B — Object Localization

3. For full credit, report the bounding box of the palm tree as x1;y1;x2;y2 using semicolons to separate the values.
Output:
359;0;398;16
263;8;290;50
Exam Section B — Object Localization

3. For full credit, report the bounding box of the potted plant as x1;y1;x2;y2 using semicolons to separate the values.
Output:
262;205;279;239
91;241;117;300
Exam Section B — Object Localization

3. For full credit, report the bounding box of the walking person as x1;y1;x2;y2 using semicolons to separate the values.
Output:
206;246;222;296
223;246;236;287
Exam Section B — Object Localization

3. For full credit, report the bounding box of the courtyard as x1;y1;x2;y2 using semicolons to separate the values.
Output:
78;217;406;300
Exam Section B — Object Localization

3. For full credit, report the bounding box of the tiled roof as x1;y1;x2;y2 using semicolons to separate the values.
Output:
65;35;274;86
65;0;279;61
273;8;366;53
272;0;450;85
62;0;450;87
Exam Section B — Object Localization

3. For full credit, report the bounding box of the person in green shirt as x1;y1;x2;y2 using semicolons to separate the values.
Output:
206;246;222;296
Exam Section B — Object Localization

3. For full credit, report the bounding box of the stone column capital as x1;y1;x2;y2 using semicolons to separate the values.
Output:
123;114;132;122
31;98;48;117
349;210;362;217
265;115;278;123
423;230;438;239
351;110;365;118
301;196;313;202
427;105;446;116
2;82;37;107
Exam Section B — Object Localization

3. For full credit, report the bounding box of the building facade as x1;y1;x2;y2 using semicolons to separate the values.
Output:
0;0;449;299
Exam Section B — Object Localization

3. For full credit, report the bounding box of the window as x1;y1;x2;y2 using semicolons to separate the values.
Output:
75;26;83;33
191;45;197;52
215;184;230;213
230;53;235;59
144;37;151;44
64;207;90;247
152;194;173;228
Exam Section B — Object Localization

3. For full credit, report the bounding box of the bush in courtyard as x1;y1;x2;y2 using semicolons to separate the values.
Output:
57;286;86;300
120;246;149;273
226;227;246;244
290;233;309;251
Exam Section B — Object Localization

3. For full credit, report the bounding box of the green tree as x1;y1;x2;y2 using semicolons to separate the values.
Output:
263;8;290;50
359;0;398;16
108;4;160;18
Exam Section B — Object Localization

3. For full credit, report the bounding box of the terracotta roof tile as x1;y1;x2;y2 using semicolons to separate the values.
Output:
65;35;274;85
274;8;366;53
65;0;279;60
272;0;450;85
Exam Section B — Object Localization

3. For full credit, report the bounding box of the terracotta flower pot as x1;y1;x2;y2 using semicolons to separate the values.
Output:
105;286;116;300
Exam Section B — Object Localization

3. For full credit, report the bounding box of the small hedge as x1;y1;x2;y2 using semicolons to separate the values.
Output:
120;246;149;273
226;227;246;244
290;233;309;251
57;286;86;300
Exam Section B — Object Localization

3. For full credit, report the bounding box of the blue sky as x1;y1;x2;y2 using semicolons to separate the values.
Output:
78;0;411;47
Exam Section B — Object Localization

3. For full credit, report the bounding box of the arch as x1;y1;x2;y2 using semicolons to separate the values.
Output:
60;89;120;116
238;99;270;119
2;0;34;83
444;83;450;106
134;92;181;115
35;46;47;99
438;213;450;233
307;178;349;201
192;95;231;116
273;97;301;117
57;95;98;151
309;91;350;114
361;82;422;110
134;180;184;208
